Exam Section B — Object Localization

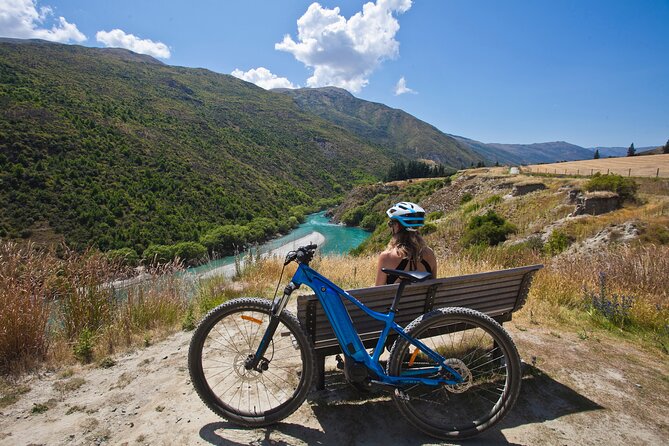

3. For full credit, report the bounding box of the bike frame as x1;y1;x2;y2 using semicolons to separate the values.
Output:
264;262;463;387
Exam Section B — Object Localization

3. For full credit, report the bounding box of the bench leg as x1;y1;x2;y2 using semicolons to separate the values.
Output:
315;352;325;390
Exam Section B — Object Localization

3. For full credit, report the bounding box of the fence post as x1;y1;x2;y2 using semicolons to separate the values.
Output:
607;168;609;175
577;169;579;176
590;169;593;176
658;168;660;178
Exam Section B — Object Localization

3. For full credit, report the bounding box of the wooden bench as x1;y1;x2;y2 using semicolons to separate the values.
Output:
297;264;543;390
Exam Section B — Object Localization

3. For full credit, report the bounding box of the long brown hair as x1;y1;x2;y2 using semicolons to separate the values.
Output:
387;229;427;262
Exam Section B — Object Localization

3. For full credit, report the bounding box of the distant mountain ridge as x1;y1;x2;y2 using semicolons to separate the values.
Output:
451;136;596;165
274;86;484;169
275;86;626;166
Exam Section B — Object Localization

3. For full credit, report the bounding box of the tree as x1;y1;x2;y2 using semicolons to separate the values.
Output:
664;139;669;154
627;143;635;157
593;149;600;159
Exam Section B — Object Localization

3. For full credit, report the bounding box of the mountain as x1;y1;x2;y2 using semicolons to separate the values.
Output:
451;136;596;165
0;39;405;252
587;146;658;157
274;87;485;169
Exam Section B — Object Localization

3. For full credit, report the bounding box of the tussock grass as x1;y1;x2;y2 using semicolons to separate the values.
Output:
0;242;54;373
0;241;191;374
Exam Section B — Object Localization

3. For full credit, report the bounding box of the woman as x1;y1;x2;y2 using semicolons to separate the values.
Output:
375;202;437;286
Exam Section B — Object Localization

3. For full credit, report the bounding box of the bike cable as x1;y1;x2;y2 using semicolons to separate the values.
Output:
272;263;287;301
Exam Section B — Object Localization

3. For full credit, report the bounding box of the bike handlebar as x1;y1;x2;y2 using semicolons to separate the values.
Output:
284;243;318;266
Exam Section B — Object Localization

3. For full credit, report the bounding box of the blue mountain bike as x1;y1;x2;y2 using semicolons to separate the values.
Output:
188;244;522;440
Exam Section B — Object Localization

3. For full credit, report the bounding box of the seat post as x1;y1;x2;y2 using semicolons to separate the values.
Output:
389;280;408;313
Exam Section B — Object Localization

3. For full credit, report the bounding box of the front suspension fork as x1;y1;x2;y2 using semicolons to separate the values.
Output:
244;281;299;371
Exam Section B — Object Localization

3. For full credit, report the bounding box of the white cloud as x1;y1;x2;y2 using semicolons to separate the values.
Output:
394;76;416;95
275;0;412;93
96;29;170;59
0;0;86;43
231;67;297;90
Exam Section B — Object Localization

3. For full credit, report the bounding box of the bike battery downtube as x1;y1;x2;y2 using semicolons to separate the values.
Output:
316;281;368;361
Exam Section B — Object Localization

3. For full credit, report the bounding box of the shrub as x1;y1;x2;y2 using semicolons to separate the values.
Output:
199;224;250;255
461;211;516;247
341;206;367;226
584;173;637;201
73;328;94;363
360;212;384;231
584;273;635;328
143;244;175;264
173;242;207;266
484;194;503;206
544;230;572;256
427;210;444;221
460;193;473;204
106;248;140;267
422;222;437;235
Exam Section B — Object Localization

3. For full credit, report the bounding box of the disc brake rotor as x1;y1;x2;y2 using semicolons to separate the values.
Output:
443;358;473;393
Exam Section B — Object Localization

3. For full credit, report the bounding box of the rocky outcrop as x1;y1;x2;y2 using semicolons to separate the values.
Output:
564;221;640;255
572;191;621;216
512;182;547;196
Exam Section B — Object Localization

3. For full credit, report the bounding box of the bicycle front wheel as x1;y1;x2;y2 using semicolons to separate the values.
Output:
188;298;314;426
387;307;522;440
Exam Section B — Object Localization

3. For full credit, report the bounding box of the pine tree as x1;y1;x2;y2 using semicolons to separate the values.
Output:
627;143;635;157
594;149;600;159
664;139;669;154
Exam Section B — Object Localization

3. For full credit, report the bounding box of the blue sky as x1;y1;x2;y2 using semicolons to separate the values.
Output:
1;0;668;148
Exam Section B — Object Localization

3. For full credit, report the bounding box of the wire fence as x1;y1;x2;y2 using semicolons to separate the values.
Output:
523;166;668;178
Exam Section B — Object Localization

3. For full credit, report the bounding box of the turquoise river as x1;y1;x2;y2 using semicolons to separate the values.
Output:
188;212;370;276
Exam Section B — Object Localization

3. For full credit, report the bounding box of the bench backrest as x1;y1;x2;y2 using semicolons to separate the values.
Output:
297;264;542;356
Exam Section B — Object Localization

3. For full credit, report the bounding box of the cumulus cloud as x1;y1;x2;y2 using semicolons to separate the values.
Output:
231;67;297;90
0;0;86;43
394;76;416;95
275;0;412;93
96;29;170;59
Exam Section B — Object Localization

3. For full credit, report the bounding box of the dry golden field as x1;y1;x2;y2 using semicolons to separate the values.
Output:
522;153;669;178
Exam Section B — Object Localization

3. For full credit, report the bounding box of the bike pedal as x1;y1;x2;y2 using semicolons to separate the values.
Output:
394;388;410;401
335;354;344;370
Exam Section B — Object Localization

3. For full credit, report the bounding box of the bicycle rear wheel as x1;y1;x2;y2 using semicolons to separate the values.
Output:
387;307;521;440
188;298;314;426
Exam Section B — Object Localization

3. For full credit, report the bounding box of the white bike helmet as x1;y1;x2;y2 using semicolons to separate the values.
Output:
386;202;425;231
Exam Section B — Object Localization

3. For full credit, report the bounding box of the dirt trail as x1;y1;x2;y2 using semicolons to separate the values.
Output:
1;318;667;446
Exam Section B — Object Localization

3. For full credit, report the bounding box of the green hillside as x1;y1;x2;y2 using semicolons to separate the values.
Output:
275;87;484;169
0;39;396;254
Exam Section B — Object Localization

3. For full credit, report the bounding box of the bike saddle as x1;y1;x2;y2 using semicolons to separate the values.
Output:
382;268;433;283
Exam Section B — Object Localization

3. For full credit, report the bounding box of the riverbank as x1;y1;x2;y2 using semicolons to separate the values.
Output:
198;231;326;279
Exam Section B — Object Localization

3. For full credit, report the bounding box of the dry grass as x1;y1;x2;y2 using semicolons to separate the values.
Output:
0;241;192;374
0;242;54;373
523;153;669;178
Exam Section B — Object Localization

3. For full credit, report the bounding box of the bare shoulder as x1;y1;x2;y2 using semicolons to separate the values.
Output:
379;249;400;261
378;248;402;267
421;246;436;261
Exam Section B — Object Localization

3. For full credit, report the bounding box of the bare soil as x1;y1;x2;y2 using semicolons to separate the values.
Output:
1;315;667;446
